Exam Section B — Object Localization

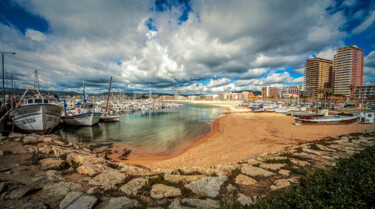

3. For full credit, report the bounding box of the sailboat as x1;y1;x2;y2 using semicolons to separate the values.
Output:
62;83;102;126
11;89;63;134
100;76;120;122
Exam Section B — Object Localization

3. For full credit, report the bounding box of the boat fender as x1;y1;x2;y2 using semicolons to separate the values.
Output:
78;108;81;114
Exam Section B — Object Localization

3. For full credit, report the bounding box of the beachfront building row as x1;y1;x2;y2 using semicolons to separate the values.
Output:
218;91;255;101
304;58;334;98
261;87;278;98
304;45;364;98
355;85;375;99
280;85;303;98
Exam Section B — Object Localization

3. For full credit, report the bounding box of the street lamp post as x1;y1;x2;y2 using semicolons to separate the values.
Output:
1;52;16;100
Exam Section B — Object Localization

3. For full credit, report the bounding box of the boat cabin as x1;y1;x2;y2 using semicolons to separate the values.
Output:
74;103;96;114
22;98;50;105
75;104;94;109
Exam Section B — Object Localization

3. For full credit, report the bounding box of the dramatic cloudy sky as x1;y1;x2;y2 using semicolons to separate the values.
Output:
1;0;375;95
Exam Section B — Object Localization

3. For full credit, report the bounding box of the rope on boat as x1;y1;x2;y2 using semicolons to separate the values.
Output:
43;108;64;135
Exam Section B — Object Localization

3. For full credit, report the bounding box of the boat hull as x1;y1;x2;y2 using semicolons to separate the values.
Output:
295;116;360;125
100;115;120;122
63;112;101;126
13;104;62;133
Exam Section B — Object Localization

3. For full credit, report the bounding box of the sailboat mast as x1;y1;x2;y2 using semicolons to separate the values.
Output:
83;81;86;103
105;77;112;112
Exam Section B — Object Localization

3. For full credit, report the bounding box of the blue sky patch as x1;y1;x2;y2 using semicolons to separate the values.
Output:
0;0;48;34
145;18;158;31
153;0;192;24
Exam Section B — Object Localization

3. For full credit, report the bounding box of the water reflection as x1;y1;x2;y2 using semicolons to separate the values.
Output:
57;103;225;154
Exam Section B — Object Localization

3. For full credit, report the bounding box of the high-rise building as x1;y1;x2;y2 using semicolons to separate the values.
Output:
174;89;180;99
304;58;333;98
261;87;278;98
333;45;364;97
281;85;303;98
355;85;375;99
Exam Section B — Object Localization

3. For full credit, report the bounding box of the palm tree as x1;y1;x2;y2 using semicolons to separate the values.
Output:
348;84;355;98
326;88;332;99
318;88;325;99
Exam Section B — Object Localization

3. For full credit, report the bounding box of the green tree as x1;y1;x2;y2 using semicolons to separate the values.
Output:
349;84;355;98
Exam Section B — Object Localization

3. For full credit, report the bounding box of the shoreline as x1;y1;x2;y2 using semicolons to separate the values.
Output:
1;124;375;208
113;106;375;169
107;101;232;164
116;111;230;165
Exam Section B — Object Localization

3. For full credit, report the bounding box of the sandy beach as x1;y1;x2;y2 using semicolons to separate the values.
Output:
111;102;375;169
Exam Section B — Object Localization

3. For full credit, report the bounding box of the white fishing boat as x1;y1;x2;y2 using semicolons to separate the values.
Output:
11;89;63;133
100;111;120;122
295;115;360;125
61;84;101;126
63;103;102;126
99;76;120;122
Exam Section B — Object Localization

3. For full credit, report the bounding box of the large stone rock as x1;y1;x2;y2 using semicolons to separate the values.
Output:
8;132;23;140
51;146;79;158
0;182;6;193
150;184;181;199
6;187;36;200
52;139;66;146
271;177;299;191
247;159;261;165
181;198;220;209
77;164;112;176
43;182;82;196
89;171;126;190
46;170;64;181
235;174;257;186
119;177;148;196
164;174;205;184
184;176;228;198
40;158;66;170
24;145;38;152
59;192;97;209
271;179;290;190
290;159;310;167
278;169;290;176
217;164;241;175
237;193;253;206
241;165;275;177
103;196;141;209
259;163;286;171
41;137;53;143
316;144;335;152
178;167;221;176
117;163;154;176
259;156;288;162
302;148;321;156
22;202;48;209
293;152;317;161
168;198;194;209
66;153;108;166
22;135;38;144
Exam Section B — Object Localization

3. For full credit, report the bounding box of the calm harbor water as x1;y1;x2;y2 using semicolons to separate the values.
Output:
57;103;226;155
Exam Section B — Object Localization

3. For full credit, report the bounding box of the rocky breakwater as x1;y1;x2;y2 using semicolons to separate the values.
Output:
0;131;374;208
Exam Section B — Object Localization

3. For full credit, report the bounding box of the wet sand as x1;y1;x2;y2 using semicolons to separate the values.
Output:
110;103;375;169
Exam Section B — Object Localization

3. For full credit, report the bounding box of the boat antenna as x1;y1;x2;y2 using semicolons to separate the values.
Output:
34;69;40;90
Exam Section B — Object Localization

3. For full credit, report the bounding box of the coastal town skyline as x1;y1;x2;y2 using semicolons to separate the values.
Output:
1;0;375;95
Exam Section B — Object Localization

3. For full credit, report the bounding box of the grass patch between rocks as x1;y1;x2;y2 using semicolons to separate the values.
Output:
245;145;375;208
